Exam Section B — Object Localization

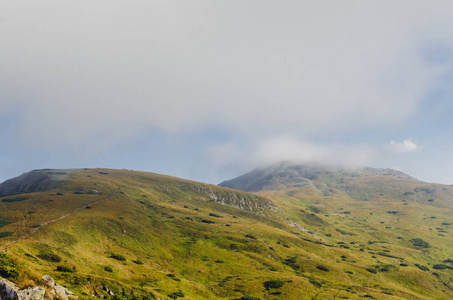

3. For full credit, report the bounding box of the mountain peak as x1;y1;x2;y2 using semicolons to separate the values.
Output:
219;161;415;192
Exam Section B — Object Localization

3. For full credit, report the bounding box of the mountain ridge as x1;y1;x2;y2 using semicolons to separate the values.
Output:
0;166;452;299
219;161;416;192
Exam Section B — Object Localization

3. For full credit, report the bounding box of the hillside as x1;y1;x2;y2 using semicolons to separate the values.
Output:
0;166;452;299
220;162;453;299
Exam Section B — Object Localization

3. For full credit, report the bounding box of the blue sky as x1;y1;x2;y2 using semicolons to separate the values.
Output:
1;1;453;185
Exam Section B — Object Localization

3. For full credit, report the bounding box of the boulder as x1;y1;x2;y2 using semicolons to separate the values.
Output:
41;276;76;300
0;277;45;300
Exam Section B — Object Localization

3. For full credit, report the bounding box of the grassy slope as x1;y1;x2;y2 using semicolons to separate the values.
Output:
0;169;452;299
256;171;453;300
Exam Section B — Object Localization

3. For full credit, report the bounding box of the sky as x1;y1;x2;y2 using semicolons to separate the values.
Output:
1;1;453;185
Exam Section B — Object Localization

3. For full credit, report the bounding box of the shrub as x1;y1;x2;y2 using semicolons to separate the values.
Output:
132;260;144;265
57;265;76;273
56;193;64;196
173;291;184;297
283;256;297;265
263;279;285;289
245;234;257;239
309;278;323;288
336;229;357;236
168;290;185;299
201;219;215;224
366;267;377;274
110;254;126;261
415;264;429;271
0;232;13;238
104;266;113;272
38;251;62;262
209;213;222;218
433;264;448;270
410;238;430;248
316;265;329;271
240;297;261;300
387;211;399;214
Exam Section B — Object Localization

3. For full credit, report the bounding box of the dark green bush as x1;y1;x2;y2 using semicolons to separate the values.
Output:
168;290;185;299
433;264;448;270
57;265;76;272
240;297;261;300
415;264;429;271
38;251;62;262
410;238;430;248
316;265;329;271
110;254;126;261
201;219;215;224
209;213;222;218
132;260;144;265
283;256;297;265
0;218;11;228
366;267;377;274
387;211;399;214
0;232;13;238
263;279;285;289
104;266;113;272
245;234;257;239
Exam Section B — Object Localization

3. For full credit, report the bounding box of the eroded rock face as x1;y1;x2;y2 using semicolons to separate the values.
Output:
17;287;46;300
0;277;19;300
42;275;77;300
0;277;45;300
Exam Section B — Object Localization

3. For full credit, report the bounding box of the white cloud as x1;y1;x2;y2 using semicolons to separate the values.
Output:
0;1;452;155
385;139;419;154
206;136;377;172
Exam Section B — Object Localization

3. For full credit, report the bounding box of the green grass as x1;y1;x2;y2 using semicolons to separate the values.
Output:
0;168;452;299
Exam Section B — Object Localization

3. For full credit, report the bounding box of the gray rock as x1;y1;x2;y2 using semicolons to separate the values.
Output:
17;287;45;300
41;275;76;300
0;277;19;300
0;277;45;300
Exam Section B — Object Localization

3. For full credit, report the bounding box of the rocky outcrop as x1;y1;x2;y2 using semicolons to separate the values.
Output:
192;184;283;217
0;277;45;300
41;275;77;300
0;170;66;197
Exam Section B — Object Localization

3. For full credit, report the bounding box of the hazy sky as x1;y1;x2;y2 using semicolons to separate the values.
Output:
1;1;453;184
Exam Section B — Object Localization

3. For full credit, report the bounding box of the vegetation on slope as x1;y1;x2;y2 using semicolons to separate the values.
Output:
0;166;452;299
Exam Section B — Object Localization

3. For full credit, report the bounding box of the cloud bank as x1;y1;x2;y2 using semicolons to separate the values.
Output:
1;1;452;152
0;1;452;184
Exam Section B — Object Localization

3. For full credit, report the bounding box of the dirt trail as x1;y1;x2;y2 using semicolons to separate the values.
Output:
3;187;122;251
